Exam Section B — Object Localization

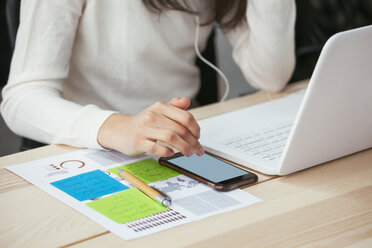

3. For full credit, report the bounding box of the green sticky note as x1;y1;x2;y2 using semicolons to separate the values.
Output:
86;188;168;223
108;158;180;184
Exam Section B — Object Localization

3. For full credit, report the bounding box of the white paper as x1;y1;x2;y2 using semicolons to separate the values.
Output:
7;149;262;240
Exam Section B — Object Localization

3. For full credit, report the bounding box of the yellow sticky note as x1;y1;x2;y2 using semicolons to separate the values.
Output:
86;188;168;223
109;158;180;184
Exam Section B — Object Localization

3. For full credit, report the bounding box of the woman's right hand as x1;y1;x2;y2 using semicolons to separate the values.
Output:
97;97;204;158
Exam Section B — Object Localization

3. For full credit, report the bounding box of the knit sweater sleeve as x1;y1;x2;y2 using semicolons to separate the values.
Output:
1;0;115;149
223;0;296;92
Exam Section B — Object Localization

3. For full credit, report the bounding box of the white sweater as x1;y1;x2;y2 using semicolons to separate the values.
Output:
1;0;296;149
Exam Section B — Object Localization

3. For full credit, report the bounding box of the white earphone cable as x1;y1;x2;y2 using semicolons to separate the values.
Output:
193;15;230;102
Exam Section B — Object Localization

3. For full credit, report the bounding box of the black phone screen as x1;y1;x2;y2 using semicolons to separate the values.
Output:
167;154;250;184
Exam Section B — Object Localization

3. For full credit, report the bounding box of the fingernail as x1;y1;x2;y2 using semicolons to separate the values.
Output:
186;151;193;157
197;147;204;156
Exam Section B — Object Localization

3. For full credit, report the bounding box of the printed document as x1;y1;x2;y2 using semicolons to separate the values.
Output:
7;149;262;240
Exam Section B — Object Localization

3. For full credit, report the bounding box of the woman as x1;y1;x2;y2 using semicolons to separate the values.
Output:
1;0;295;158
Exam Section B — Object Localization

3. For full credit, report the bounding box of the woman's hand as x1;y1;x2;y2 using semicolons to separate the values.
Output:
97;97;204;157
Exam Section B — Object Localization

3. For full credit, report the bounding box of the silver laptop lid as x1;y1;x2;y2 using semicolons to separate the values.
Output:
280;25;372;175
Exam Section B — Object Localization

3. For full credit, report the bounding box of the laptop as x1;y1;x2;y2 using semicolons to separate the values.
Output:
198;25;372;175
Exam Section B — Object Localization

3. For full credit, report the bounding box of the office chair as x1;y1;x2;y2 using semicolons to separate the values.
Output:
196;30;218;105
6;0;46;150
290;0;372;82
5;0;20;51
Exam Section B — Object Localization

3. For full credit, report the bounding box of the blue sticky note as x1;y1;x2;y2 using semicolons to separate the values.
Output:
51;170;128;201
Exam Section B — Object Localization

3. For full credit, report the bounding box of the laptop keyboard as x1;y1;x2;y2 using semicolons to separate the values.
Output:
221;123;293;161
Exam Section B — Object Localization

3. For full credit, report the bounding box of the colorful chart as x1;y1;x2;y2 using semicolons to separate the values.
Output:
87;188;168;223
59;160;86;169
51;170;128;201
108;159;180;184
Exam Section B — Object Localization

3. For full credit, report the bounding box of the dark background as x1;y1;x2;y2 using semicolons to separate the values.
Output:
0;0;371;156
1;0;11;87
1;0;21;156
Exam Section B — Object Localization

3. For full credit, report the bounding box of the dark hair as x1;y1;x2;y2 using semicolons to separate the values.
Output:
142;0;247;30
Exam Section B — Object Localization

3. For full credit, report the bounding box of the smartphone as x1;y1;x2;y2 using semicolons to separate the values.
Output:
159;152;258;191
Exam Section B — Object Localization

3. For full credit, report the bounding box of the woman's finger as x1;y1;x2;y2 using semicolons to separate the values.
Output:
150;114;204;156
151;101;200;139
142;140;175;157
169;97;190;110
144;127;195;157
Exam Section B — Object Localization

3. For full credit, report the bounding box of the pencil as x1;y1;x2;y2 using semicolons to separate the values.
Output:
117;168;171;207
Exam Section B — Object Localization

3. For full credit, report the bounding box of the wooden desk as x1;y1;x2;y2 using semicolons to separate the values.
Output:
1;80;371;248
